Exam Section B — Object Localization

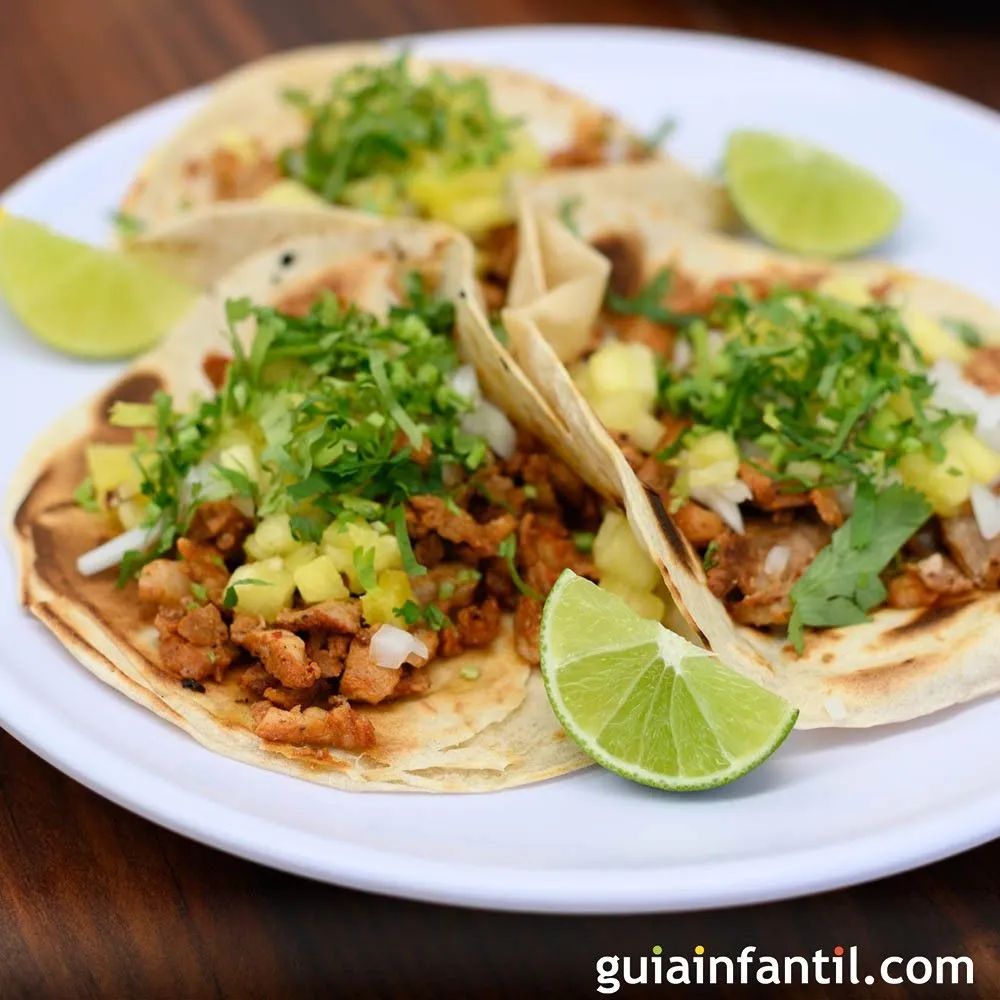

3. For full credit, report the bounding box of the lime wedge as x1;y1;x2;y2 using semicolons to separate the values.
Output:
0;214;195;358
540;571;797;790
724;130;902;258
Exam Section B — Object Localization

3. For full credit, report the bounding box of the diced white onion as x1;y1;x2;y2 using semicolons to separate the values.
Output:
370;624;429;670
461;400;518;460
76;525;161;577
931;360;1000;455
690;480;751;534
449;364;481;403
835;483;857;516
764;544;791;577
970;483;1000;541
671;338;693;371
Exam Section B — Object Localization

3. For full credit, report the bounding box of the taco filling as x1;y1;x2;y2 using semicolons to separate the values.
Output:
171;55;651;308
570;242;1000;651
73;270;662;751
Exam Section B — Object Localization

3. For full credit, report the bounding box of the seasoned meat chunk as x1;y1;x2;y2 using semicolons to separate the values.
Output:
707;520;832;626
339;635;401;704
887;570;938;609
176;537;229;604
964;346;1000;395
274;600;362;634
454;597;502;649
673;502;725;547
250;700;376;750
941;511;1000;588
239;629;321;689
519;513;595;595
514;596;542;665
305;633;350;678
138;559;191;608
915;552;973;595
410;563;481;614
407;495;516;557
155;604;235;681
187;500;253;555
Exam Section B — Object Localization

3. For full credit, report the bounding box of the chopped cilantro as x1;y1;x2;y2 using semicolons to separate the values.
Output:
607;268;699;329
393;600;450;631
111;211;145;238
787;484;932;652
278;53;520;207
702;539;720;571
389;505;426;577
72;477;100;514
659;286;966;490
460;665;481;680
641;115;678;151
498;534;542;600
189;582;208;602
572;531;595;553
489;315;509;346
353;547;378;592
941;317;984;348
557;196;582;237
289;513;324;544
439;580;456;601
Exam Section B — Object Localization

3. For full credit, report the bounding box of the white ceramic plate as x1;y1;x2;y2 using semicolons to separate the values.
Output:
3;26;1000;915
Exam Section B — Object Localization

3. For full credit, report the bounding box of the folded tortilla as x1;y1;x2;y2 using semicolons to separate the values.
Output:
119;43;732;282
504;163;1000;729
6;207;606;791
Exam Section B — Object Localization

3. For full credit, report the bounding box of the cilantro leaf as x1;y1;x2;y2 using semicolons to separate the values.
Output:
557;196;582;237
498;533;542;600
787;485;932;652
111;211;145;238
72;477;100;514
607;268;699;329
389;505;426;577
641;115;678;151
353;547;378;592
941;317;984;349
222;578;269;609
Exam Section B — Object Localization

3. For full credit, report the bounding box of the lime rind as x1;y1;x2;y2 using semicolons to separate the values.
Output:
724;129;902;258
540;571;798;791
0;215;195;359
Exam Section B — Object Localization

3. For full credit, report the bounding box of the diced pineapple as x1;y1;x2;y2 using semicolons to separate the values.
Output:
256;179;329;209
587;342;658;405
228;558;295;621
898;451;969;516
590;391;649;434
678;431;740;489
903;308;971;364
244;514;297;560
600;575;666;622
570;360;592;398
294;553;350;604
593;510;659;592
323;520;380;553
373;534;403;572
629;412;667;453
361;570;415;626
426;195;513;236
944;424;1000;484
283;544;318;575
86;443;140;505
817;275;873;306
112;497;147;530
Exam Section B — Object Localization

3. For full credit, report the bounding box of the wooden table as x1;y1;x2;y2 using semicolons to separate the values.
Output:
2;2;999;997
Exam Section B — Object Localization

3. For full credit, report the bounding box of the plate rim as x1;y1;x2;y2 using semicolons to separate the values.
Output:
4;23;1000;915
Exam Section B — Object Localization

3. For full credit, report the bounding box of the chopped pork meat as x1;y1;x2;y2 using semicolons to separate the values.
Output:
305;633;351;678
176;538;230;604
519;513;595;594
407;495;516;556
339;635;402;704
274;600;362;634
887;570;937;609
513;597;542;665
410;563;481;613
915;552;973;595
739;463;844;528
209;148;281;201
155;604;235;681
187;500;253;555
963;346;1000;395
673;502;725;547
941;511;1000;588
250;700;376;751
454;597;502;648
238;629;321;689
707;520;832;626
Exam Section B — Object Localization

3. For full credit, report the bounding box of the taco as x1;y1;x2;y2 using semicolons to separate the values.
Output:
503;165;1000;728
119;44;732;301
6;207;671;791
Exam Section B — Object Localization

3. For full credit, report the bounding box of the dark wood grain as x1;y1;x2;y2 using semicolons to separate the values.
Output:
4;1;1000;997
